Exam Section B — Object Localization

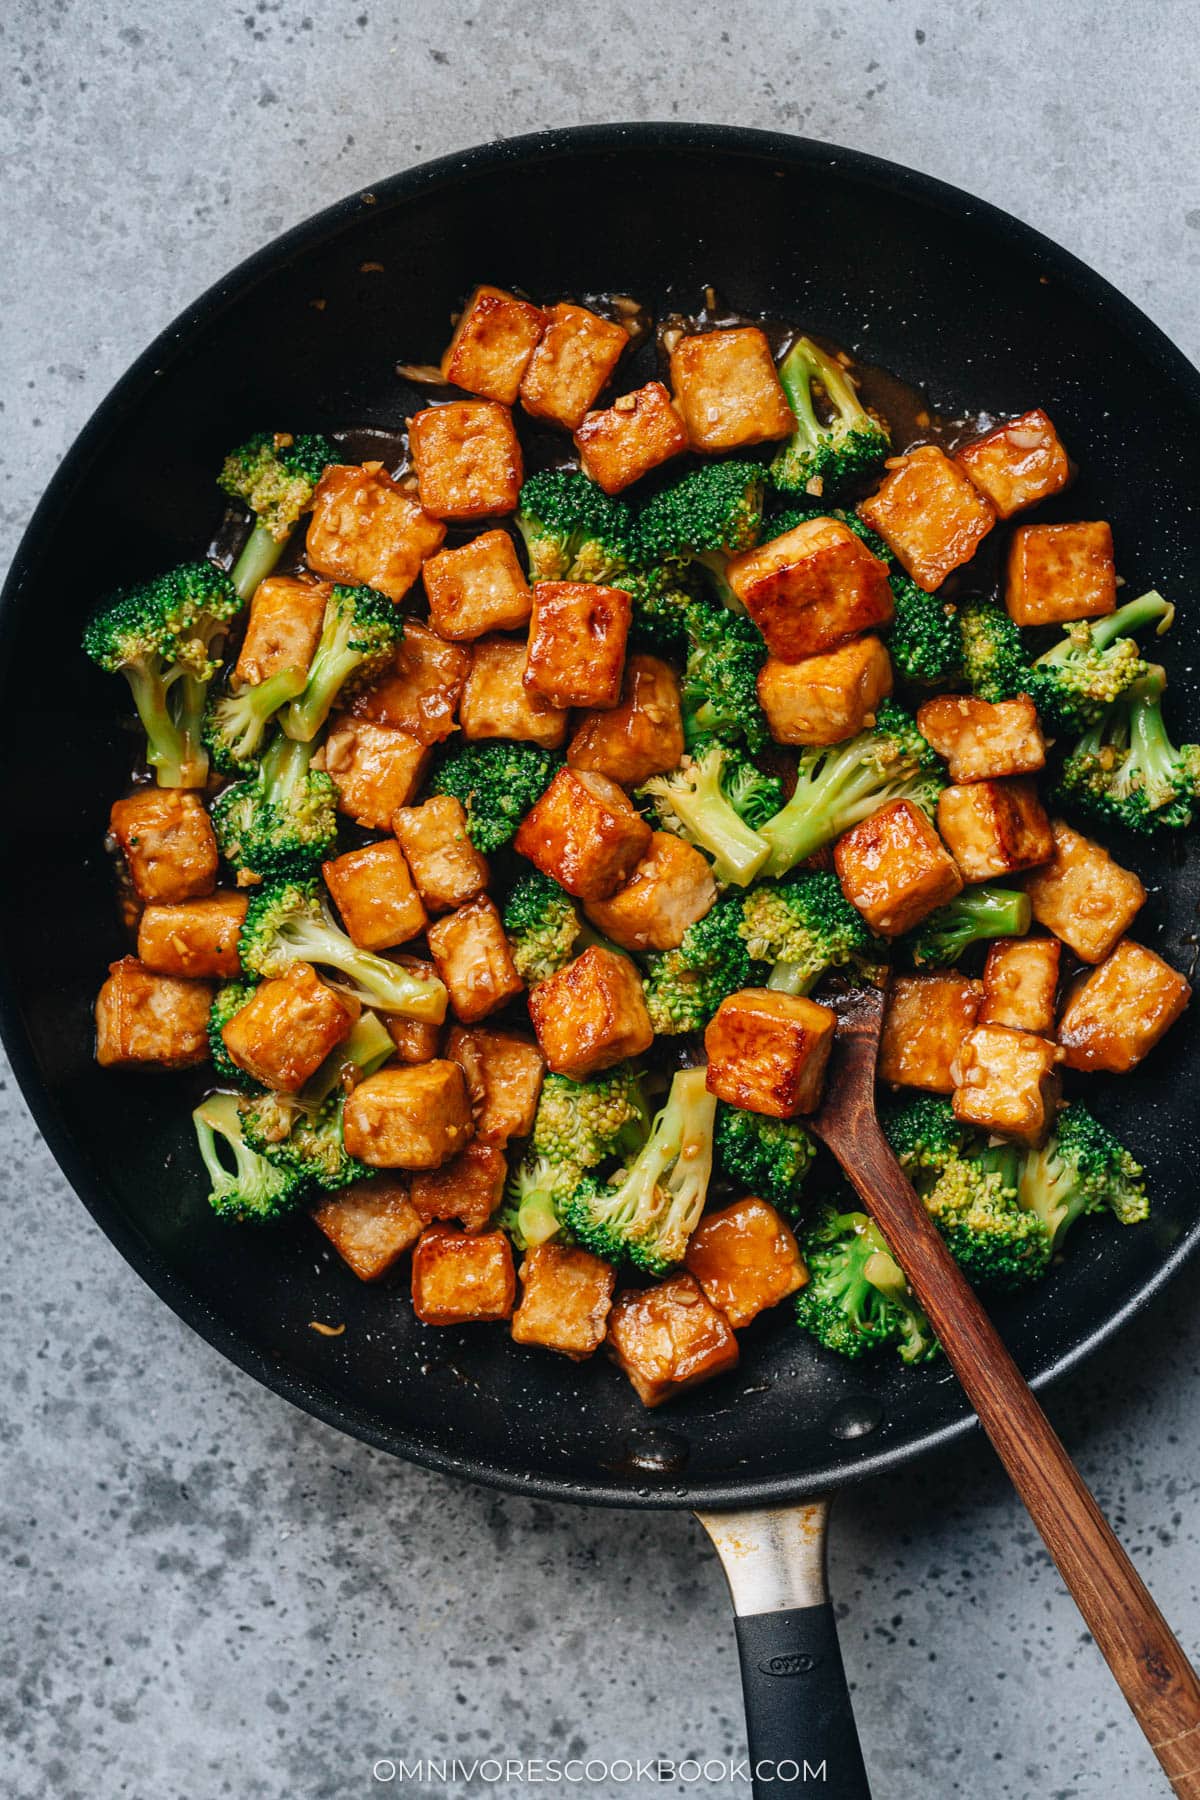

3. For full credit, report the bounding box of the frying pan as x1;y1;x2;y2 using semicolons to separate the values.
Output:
4;123;1200;1795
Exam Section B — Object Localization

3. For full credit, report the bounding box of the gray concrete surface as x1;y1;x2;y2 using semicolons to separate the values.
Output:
3;2;1200;1795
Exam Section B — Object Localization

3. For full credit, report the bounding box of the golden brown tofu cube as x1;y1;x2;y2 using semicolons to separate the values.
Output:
859;445;996;591
410;1139;508;1232
574;380;688;494
669;327;793;452
951;1025;1062;1145
445;1024;545;1143
221;962;359;1093
685;1198;807;1329
385;955;444;1065
955;409;1071;519
342;1061;473;1169
878;974;984;1092
937;778;1053;883
980;938;1061;1035
1024;820;1145;964
391;795;490;914
109;790;218;905
607;1274;739;1408
411;1225;516;1325
314;719;430;831
704;988;837;1118
514;767;652;900
306;463;445;602
917;694;1045;783
1006;521;1116;626
567;654;684;787
136;892;248;980
422;529;532;641
512;1243;616;1359
322;839;427;950
350;618;470;745
519;302;629;430
427;895;524;1024
583;832;716;952
758;635;893;746
233;574;328;686
834;799;963;938
726;516;894;660
409;401;523;522
526;946;654;1080
459;636;568;747
440;284;546;404
1058;939;1190;1073
94;957;211;1069
311;1176;422;1281
525;581;632;710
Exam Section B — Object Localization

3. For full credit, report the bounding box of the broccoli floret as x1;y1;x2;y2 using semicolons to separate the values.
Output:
641;894;751;1034
430;741;561;853
717;749;785;830
713;1103;815;1216
211;733;338;880
906;884;1031;968
495;1156;582;1252
636;462;766;610
207;981;260;1090
957;596;1032;703
1017;1103;1148;1251
617;563;702;658
638;742;773;887
739;872;878;995
880;1093;970;1174
218;431;337;599
794;1206;936;1363
239;878;448;1020
192;1092;306;1223
680;600;770;752
502;871;580;985
241;1015;394;1191
203;666;308;775
1027;591;1172;733
514;471;635;582
1057;666;1200;834
281;584;403;742
771;338;890;498
82;561;244;788
530;1065;651;1172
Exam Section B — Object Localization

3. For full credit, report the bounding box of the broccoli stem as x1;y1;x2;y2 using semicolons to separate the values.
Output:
282;643;357;743
231;520;286;602
1088;591;1174;653
766;961;817;997
669;777;771;886
281;915;447;1021
760;756;892;878
124;662;196;788
778;338;870;446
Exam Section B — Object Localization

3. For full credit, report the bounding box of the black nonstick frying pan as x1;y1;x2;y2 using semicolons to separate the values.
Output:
4;124;1200;1796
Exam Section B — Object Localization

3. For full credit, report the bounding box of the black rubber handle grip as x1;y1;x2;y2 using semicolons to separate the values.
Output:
734;1603;871;1798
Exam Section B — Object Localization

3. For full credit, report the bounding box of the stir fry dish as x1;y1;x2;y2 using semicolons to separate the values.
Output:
85;284;1194;1407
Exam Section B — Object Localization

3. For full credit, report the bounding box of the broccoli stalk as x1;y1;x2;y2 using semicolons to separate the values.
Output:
1028;591;1172;732
211;732;338;880
638;743;773;886
219;432;337;599
1017;1103;1148;1251
794;1207;936;1363
739;873;878;995
502;871;581;985
771;338;890;497
906;885;1032;968
496;1157;579;1251
431;741;561;853
203;665;307;775
239;878;448;1020
281;584;404;742
713;1103;815;1216
498;1067;651;1251
192;1092;305;1223
680;600;770;752
641;894;752;1035
1057;666;1200;834
636;461;766;611
514;471;635;582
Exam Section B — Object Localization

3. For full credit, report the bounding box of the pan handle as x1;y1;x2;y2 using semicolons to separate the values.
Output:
696;1500;871;1799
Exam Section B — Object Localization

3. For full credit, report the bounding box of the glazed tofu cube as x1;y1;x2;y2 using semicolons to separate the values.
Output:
834;800;963;938
440;284;546;404
1006;521;1116;626
525;582;632;710
951;1025;1061;1145
411;1225;516;1325
311;1176;422;1281
423;529;532;641
526;946;654;1079
1024;820;1145;964
136;892;248;980
459;636;568;747
322;839;427;950
583;832;716;952
684;1198;808;1329
94;957;211;1069
385;956;444;1065
520;302;629;430
758;635;893;746
409;400;523;522
574;380;688;495
917;694;1045;783
936;778;1054;883
446;1024;545;1142
410;1140;508;1232
514;767;652;900
607;1274;739;1408
342;1061;473;1169
955;409;1071;519
567;654;684;787
1058;939;1190;1073
858;445;995;591
314;719;430;831
306;463;445;602
878;974;984;1092
350;618;470;745
233;574;328;686
726;516;894;660
427;896;524;1024
669;327;793;452
220;962;359;1092
980;938;1061;1035
109;790;218;905
704;988;837;1118
391;795;490;913
512;1243;616;1359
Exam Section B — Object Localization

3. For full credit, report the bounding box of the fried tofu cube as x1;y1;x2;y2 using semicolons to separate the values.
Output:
391;795;490;914
136;892;248;979
834;799;963;938
411;1225;516;1325
954;409;1071;519
311;1176;422;1281
1024;820;1145;963
526;946;654;1079
878;973;984;1092
726;516;894;660
109;790;218;905
422;529;532;641
951;1025;1062;1145
94;957;211;1069
859;445;996;591
512;1243;616;1359
583;832;716;952
685;1198;808;1329
519;302;629;430
459;636;568;747
979;937;1060;1035
409;400;523;522
440;284;546;404
669;327;793;452
322;839;427;950
525;581;632;710
704;988;837;1118
314;719;430;831
1058;939;1190;1073
1006;521;1116;626
385;955;444;1065
574;380;688;494
567;654;684;787
758;635;893;745
306;463;445;602
427;895;524;1024
514;767;652;900
342;1061;474;1169
446;1024;545;1143
607;1274;739;1408
350;618;470;746
916;694;1045;783
936;778;1053;883
220;962;359;1092
233;574;328;686
410;1139;508;1232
